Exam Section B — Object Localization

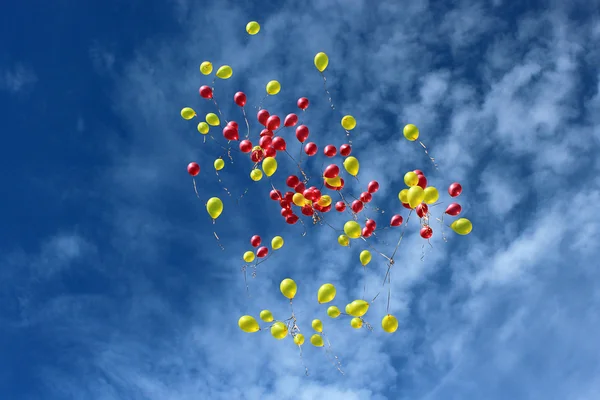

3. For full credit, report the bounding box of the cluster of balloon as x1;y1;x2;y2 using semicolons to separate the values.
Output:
241;235;284;283
443;182;472;236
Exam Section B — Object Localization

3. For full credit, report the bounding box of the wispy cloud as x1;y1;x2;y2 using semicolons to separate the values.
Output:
0;63;37;94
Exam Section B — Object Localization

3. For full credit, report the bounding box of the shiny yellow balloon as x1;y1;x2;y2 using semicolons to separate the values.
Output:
423;186;439;204
325;176;342;188
345;303;353;315
310;334;324;347
359;250;372;266
206;113;220;126
343;156;360;176
181;107;196;120
338;234;350;247
206;197;223;220
312;319;323;333
271;236;284;250
350;317;363;329
292;193;306;207
270;321;288;340
451;218;473;235
243;251;255;263
197;121;209;134
314;52;329;72
280;278;297;299
404;171;419;187
348;299;369;317
250;169;263;181
214;158;225;171
407;186;425;208
200;61;213;75
403;123;419;141
398;189;409;204
341;115;356;131
317;195;332;207
344;221;361;239
266;80;281;95
262;157;277;177
294;333;305;346
382;314;399;333
238;315;260;333
246;21;260;35
216;65;232;79
327;306;341;318
260;309;274;322
317;283;336;304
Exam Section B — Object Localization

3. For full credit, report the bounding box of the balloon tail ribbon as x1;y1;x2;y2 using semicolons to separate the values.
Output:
284;150;309;184
236;188;249;205
419;140;439;170
213;231;224;251
383;210;413;286
192;178;200;199
256;94;268;110
322;332;344;375
211;94;228;125
343;129;353;146
436;215;448;242
298;218;307;237
242;107;251;139
386;280;392;314
241;265;250;297
215;171;232;197
320;72;336;110
362;318;374;332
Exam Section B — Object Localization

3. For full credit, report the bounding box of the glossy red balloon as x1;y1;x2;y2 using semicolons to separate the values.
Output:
260;129;273;137
266;115;281;131
286;214;299;224
321;204;332;213
417;174;427;189
286;175;300;188
361;227;373;238
284;113;298;127
340;144;352;156
264;146;276;158
199;85;213;99
390;214;403;226
360;192;372;203
281;208;293;217
365;219;376;231
323;164;340;178
256;246;269;258
445;203;462;216
227;121;239;130
223;125;239;141
251;149;264;163
294;182;306;194
187;162;200;176
367;180;379;194
259;136;272;149
270;189;282;201
301;205;314;216
402;202;412;210
304;142;317;156
335;201;346;212
250;235;261;247
284;192;294;202
295;125;309;143
351;200;363;213
448;182;462;197
280;199;291;209
324;145;337;157
271;137;286;151
413;169;424;175
239;140;252;153
420;226;433;239
257;110;270;126
297;97;309;110
416;203;429;218
313;203;324;212
234;91;247;107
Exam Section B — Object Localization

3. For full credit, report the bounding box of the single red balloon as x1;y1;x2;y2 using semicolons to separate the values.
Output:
297;97;309;110
420;226;433;239
351;200;364;213
266;115;281;131
390;215;403;226
270;189;282;201
271;136;286;151
187;162;200;176
365;219;376;231
281;208;293;217
402;202;412;210
323;164;340;178
251;149;264;163
284;113;298;127
223;125;239;141
360;191;372;203
304;142;317;156
286;214;299;224
416;203;429;218
280;199;291;209
260;129;273;137
250;235;261;247
234;91;247;107
413;169;424;175
417;174;427;189
294;182;306;194
367;180;379;194
239;140;252;153
448;182;462;197
301;205;314;216
286;175;299;188
335;201;346;212
227;120;239;130
303;188;316;201
324;145;337;157
445;203;462;216
259;135;272;149
257;109;270;126
362;227;373;238
340;144;352;156
295;125;309;143
264;146;276;158
321;204;332;213
256;246;269;258
199;85;213;99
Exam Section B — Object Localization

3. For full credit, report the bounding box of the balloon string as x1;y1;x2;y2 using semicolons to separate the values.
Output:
236;187;249;205
344;129;353;146
213;231;225;251
256;94;268;111
211;96;229;125
419;140;439;171
241;265;250;297
192;178;201;199
242;107;251;139
322;332;344;375
382;210;413;287
360;237;392;264
436;214;449;243
298;217;307;237
215;171;232;197
284;150;310;184
320;72;335;110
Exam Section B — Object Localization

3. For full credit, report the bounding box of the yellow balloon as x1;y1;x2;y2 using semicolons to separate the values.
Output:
359;250;372;266
262;157;277;177
398;188;409;204
310;334;324;347
216;65;232;79
206;197;223;220
243;251;255;263
317;283;336;304
345;303;353;315
294;333;305;346
314;52;329;72
451;218;473;235
312;319;323;333
238;315;260;333
200;61;213;75
206;113;220;126
260;309;274;322
325;176;342;187
341;115;357;131
214;158;225;171
344;221;361;239
327;306;341;318
271;236;284;250
343;156;360;176
407;186;425;208
338;234;350;247
250;169;263;181
350;317;363;329
270;321;288;340
348;299;369;317
197;121;209;134
423;186;439;204
403;123;419;141
292;193;306;207
246;21;260;35
317;195;332;207
181;107;196;120
266;80;281;95
280;278;297;299
382;314;399;333
404;171;419;187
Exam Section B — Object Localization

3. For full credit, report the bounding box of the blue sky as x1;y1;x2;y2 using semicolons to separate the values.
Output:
2;0;600;399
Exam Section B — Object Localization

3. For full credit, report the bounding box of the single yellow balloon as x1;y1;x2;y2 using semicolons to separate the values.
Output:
359;250;372;266
200;61;213;75
280;278;297;299
262;157;277;177
292;193;306;207
260;309;274;322
423;186;439;204
312;319;323;333
310;334;324;347
206;197;223;219
403;123;419;141
407;186;425;208
250;169;263;181
325;176;342;187
451;218;473;235
214;158;225;171
327;306;341;318
382;314;399;333
246;21;260;35
271;236;284;250
317;195;332;207
238;315;260;333
351;317;363;329
344;221;361;239
398;188;409;204
317;283;336;304
338;234;350;247
181;107;196;120
345;303;353;315
216;65;232;79
348;299;369;317
314;52;329;72
243;251;255;263
206;113;220;126
197;121;209;134
270;321;288;340
294;333;305;346
343;156;360;176
341;115;357;131
266;80;281;95
404;171;419;187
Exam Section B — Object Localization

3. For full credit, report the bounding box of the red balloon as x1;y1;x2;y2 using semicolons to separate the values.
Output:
336;178;345;191
360;191;372;203
420;226;433;239
266;115;281;131
445;203;462;216
260;129;273;137
297;97;309;110
303;188;315;201
284;191;294;202
321;204;332;213
286;214;299;224
223;125;239;141
227;121;239;130
362;227;373;238
367;180;379;194
271;137;286;151
304;142;317;156
365;219;376;231
256;246;269;258
402;202;412;210
312;189;322;202
280;199;291;209
417;174;427;189
301;205;314;216
270;189;282;201
250;235;261;247
251;149;264;163
324;145;337;157
413;169;423;175
286;175;300;188
323;164;340;178
351;200;364;213
449;182;462;197
340;144;352;156
257;110;270;126
284;113;298;127
187;162;200;176
295;125;309;143
264;146;276;158
335;201;346;212
313;203;324;212
199;85;213;99
259;135;272;149
239;140;252;153
234;91;247;107
416;203;429;218
294;182;306;194
281;208;293;217
390;214;403;226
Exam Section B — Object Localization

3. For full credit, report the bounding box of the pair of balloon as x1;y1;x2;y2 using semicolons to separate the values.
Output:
199;61;232;79
323;157;360;184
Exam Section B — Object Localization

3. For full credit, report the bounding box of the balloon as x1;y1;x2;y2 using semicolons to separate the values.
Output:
206;113;220;126
223;125;239;141
398;189;409;204
343;221;361;239
337;234;350;247
325;176;342;188
360;192;372;203
362;227;372;238
420;226;433;239
200;61;213;75
250;169;263;181
423;186;439;204
312;319;323;333
260;309;273;322
243;251;255;263
448;182;463;197
270;321;288;340
335;201;346;212
264;146;276;158
403;123;419;141
266;115;280;131
234;91;247;107
197;122;209;134
187;162;200;176
250;235;261;247
216;65;233;79
286;214;299;225
314;52;329;72
445;203;462;216
323;164;340;179
327;306;341;318
286;175;300;188
324;145;337;157
271;136;286;151
317;283;336;304
266;80;281;95
206;197;223;220
310;334;324;347
292;193;306;207
404;171;419;187
294;333;305;346
348;299;369;317
259;136;272;149
381;315;399;333
417;174;428;189
214;158;225;171
304;142;317;156
390;214;403;226
246;21;260;35
317;195;332;207
295;125;309;142
262;157;278;177
450;218;472;235
339;143;352;156
280;278;297;299
413;169;424;175
343;156;359;176
407;186;425;208
284;113;298;127
359;250;372;266
180;107;196;120
297;97;309;110
238;315;260;333
199;85;213;99
367;180;379;193
351;200;363;213
416;203;428;218
257;246;268;258
350;317;363;329
257;109;270;126
365;219;376;231
341;115;356;130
